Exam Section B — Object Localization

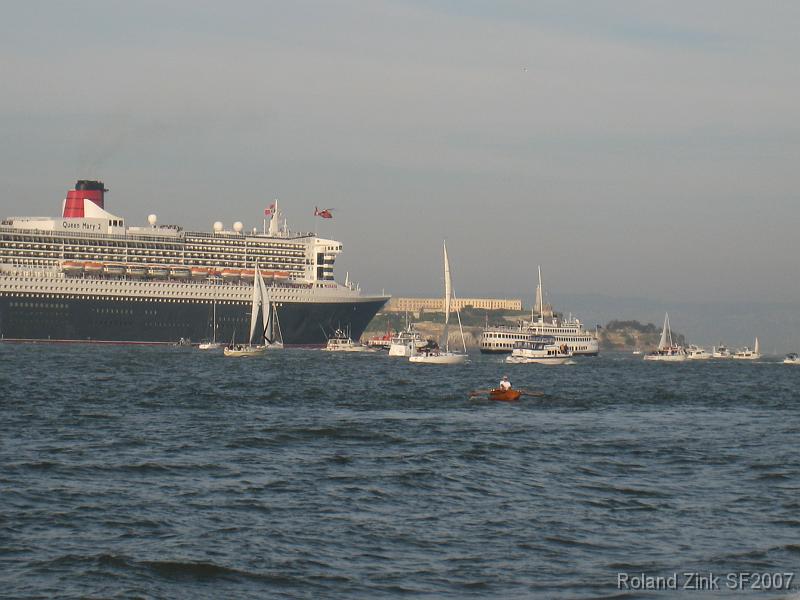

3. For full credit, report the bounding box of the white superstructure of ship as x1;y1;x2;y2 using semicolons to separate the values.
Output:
479;266;599;356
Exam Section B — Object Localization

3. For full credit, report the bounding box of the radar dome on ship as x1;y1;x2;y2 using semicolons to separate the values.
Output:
233;221;243;233
213;221;223;233
148;214;157;226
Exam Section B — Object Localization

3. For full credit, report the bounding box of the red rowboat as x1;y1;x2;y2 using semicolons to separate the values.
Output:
488;388;521;402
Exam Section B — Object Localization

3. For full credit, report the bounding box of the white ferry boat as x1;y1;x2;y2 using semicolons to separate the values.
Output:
0;180;389;345
479;266;599;356
387;322;427;357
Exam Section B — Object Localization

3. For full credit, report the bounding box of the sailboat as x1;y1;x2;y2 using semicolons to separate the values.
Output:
732;337;761;360
643;313;687;361
409;241;468;364
198;298;221;350
262;274;284;350
224;264;281;356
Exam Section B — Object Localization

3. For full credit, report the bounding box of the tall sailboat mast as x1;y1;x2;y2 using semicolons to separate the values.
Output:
442;241;451;352
536;265;544;324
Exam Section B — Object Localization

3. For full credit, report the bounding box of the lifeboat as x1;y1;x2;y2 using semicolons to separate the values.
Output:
169;267;191;279
147;266;169;279
488;389;521;402
239;269;255;281
273;271;290;280
83;262;103;275
190;267;210;278
103;263;126;276
61;261;84;274
126;266;147;278
220;269;241;281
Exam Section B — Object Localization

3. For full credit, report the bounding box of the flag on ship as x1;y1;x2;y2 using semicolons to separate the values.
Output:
314;207;333;219
264;202;276;217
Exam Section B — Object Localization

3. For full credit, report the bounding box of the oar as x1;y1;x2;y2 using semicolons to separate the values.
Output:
467;389;493;398
517;389;544;397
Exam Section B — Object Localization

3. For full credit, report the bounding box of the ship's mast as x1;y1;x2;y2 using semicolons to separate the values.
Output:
268;200;280;236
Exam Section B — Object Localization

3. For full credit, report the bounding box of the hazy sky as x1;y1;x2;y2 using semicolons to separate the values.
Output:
2;1;799;312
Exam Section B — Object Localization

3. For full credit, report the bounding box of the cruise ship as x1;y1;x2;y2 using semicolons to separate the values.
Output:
479;267;599;356
0;180;389;345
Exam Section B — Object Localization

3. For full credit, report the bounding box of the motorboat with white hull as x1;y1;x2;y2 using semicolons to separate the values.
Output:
643;313;687;362
324;327;374;352
686;344;711;360
388;323;426;357
505;335;572;365
783;353;800;364
409;241;468;365
711;344;731;359
732;338;761;360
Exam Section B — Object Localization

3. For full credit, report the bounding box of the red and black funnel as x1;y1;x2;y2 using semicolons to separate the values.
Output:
63;180;107;218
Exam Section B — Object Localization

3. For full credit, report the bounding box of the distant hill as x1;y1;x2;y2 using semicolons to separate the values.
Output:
600;320;684;350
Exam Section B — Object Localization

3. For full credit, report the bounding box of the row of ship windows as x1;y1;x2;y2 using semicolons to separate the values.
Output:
0;240;305;256
1;247;308;260
488;333;590;342
4;257;306;271
2;252;310;267
485;342;591;350
185;244;304;255
5;293;314;302
3;275;315;289
3;234;308;248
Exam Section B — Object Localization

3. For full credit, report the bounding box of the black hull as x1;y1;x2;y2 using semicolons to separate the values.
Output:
0;296;387;346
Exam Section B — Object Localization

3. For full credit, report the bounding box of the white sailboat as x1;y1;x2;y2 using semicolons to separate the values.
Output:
224;264;280;356
260;269;283;350
198;298;221;350
732;337;761;360
409;241;468;365
643;313;687;362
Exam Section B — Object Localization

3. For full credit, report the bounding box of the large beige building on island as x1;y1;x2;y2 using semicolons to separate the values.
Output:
385;297;523;313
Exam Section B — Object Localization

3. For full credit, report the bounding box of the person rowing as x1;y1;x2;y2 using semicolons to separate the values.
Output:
467;380;543;401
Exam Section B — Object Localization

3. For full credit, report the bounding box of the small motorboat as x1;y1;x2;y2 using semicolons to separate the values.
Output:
488;388;522;402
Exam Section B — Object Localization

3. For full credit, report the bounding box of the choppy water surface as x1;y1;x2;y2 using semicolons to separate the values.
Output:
1;346;799;598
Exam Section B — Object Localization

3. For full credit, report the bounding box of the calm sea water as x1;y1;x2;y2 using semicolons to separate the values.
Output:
1;345;799;599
